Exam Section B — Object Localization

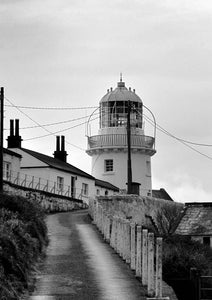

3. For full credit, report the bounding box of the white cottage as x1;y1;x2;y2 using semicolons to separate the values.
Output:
6;119;119;203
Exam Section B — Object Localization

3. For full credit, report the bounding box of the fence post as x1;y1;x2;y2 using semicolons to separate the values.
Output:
142;229;148;286
125;220;131;264
147;232;155;297
156;237;163;298
190;268;200;300
136;225;142;277
130;223;136;271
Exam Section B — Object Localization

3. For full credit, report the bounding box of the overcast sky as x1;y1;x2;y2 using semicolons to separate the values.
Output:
1;0;212;203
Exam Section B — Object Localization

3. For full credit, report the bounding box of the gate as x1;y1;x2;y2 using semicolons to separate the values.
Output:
200;276;212;300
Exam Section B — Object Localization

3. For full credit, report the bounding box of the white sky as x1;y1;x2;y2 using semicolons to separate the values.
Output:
1;0;212;203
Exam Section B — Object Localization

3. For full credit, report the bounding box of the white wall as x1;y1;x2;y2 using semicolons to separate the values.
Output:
91;150;152;196
3;152;21;179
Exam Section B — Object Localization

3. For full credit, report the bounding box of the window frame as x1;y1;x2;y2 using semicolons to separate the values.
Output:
82;183;89;196
3;161;11;180
104;159;113;172
57;176;64;191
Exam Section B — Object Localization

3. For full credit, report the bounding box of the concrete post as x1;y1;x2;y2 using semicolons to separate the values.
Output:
136;225;142;277
156;237;163;298
130;223;136;270
120;218;124;258
148;232;155;297
117;218;121;255
110;217;116;248
106;215;111;242
114;217;118;252
125;220;131;264
142;229;148;286
122;220;127;261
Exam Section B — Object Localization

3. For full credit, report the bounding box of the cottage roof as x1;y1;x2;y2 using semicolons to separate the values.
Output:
3;148;22;158
175;202;212;236
95;179;119;192
152;188;173;201
20;148;94;180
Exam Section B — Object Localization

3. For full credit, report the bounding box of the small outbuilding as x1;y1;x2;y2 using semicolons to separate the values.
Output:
175;202;212;247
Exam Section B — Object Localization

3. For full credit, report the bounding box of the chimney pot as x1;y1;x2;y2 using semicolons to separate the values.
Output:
61;136;65;152
10;119;14;136
56;136;60;151
15;119;19;136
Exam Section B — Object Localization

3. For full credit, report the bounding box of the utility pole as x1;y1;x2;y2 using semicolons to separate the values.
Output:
127;100;132;194
0;87;4;192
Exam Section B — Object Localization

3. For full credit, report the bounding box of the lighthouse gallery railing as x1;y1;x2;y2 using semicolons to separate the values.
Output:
87;134;155;150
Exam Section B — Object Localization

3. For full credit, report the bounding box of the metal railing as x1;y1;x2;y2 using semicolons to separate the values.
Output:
3;170;89;202
87;134;155;150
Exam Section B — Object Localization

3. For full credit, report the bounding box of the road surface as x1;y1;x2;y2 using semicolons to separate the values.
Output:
28;210;147;300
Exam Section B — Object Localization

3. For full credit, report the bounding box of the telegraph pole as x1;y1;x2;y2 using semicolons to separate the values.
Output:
0;87;4;192
127;100;132;194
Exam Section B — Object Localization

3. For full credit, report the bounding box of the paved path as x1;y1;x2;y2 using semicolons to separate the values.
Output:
28;210;147;300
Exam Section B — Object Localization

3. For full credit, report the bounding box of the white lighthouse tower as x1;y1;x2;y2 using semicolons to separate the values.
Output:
86;76;156;196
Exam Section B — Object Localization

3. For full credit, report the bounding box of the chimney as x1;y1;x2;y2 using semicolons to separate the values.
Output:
15;119;19;136
61;135;65;152
10;119;14;136
56;136;60;152
7;119;22;148
53;135;67;162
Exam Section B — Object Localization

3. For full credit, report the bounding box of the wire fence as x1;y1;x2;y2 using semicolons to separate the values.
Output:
3;170;89;202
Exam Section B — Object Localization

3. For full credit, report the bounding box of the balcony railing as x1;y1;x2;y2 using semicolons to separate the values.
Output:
87;134;155;151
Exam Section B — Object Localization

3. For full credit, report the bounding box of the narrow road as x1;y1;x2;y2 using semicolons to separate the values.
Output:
29;210;147;300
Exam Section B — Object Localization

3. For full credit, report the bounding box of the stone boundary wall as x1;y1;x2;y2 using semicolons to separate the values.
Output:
93;195;183;231
3;181;86;213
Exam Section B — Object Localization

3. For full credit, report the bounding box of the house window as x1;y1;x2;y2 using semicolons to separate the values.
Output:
3;162;11;180
82;183;88;196
203;237;211;246
57;176;64;191
105;190;108;196
96;189;100;195
105;159;113;172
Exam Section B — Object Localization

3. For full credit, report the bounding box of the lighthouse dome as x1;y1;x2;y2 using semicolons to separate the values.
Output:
100;80;142;104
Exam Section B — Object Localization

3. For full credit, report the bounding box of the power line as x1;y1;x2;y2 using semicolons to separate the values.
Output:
5;97;91;151
5;103;98;110
143;113;212;161
4;113;99;130
24;115;99;141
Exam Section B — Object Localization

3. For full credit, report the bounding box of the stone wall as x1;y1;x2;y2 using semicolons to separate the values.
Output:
93;194;184;231
3;181;86;213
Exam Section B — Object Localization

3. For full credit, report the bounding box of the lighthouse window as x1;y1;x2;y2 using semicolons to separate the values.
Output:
105;159;113;172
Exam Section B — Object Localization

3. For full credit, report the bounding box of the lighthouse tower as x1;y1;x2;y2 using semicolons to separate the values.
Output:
86;77;156;196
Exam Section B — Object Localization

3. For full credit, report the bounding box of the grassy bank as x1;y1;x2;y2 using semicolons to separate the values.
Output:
0;192;48;299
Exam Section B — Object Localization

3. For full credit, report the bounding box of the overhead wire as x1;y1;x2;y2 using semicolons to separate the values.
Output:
24;115;99;141
142;113;212;161
5;104;98;110
4;113;99;130
5;96;99;151
6;95;212;160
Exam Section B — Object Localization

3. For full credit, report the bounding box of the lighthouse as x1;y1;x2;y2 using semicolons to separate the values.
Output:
86;76;156;196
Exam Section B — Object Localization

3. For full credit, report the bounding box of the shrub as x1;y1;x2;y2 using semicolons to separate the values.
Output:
0;192;48;298
163;235;212;280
